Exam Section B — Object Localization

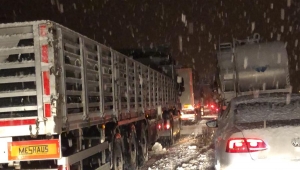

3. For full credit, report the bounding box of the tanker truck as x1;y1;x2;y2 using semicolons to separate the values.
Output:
217;33;291;105
0;20;182;170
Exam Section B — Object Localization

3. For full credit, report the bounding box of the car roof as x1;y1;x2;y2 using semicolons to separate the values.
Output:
230;92;300;106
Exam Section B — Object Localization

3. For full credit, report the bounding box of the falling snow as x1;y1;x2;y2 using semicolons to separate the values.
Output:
281;9;285;20
251;22;255;32
287;0;292;7
244;57;248;69
2;2;300;168
281;25;284;33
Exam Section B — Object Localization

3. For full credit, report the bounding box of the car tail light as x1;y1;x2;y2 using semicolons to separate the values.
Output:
211;104;214;108
226;138;267;153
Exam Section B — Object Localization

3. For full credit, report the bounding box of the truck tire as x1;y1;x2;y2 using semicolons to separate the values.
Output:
138;123;148;166
180;119;183;130
113;139;124;170
169;128;174;145
127;127;138;169
176;131;181;140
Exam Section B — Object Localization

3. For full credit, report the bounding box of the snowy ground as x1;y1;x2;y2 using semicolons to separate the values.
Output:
141;119;216;170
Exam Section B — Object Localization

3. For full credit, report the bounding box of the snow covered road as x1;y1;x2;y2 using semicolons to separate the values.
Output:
141;120;216;170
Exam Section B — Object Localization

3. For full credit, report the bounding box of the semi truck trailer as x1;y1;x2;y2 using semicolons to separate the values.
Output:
0;20;182;170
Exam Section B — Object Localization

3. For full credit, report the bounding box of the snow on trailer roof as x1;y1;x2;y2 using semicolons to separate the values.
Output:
0;20;111;49
0;20;48;27
0;20;170;77
231;92;300;105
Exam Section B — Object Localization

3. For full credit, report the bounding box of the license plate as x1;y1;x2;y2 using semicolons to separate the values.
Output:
8;139;60;161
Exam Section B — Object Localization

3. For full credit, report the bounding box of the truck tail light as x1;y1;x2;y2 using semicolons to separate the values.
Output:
165;123;170;129
157;124;162;130
226;138;267;153
58;165;68;170
164;120;171;129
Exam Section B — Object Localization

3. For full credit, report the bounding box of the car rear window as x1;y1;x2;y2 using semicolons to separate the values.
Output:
235;99;300;123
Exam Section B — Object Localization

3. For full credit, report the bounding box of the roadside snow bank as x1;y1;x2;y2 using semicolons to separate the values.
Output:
148;140;208;170
176;148;214;170
151;142;166;153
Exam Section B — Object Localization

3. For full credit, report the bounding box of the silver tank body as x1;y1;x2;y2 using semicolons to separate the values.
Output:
217;41;289;93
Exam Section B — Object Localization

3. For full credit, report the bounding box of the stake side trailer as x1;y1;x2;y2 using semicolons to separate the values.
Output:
0;20;181;170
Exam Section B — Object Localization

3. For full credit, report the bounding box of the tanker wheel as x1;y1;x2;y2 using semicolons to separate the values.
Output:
113;140;124;170
127;127;138;169
138;123;148;166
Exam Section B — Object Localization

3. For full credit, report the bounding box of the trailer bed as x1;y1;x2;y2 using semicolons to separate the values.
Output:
0;20;177;137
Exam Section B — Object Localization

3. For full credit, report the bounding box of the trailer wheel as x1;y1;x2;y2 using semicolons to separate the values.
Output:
180;119;183;130
113;140;124;170
138;123;148;166
169;127;174;145
127;127;138;169
176;131;181;140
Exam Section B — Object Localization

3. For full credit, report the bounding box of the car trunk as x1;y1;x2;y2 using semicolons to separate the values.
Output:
237;119;300;161
234;96;300;161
